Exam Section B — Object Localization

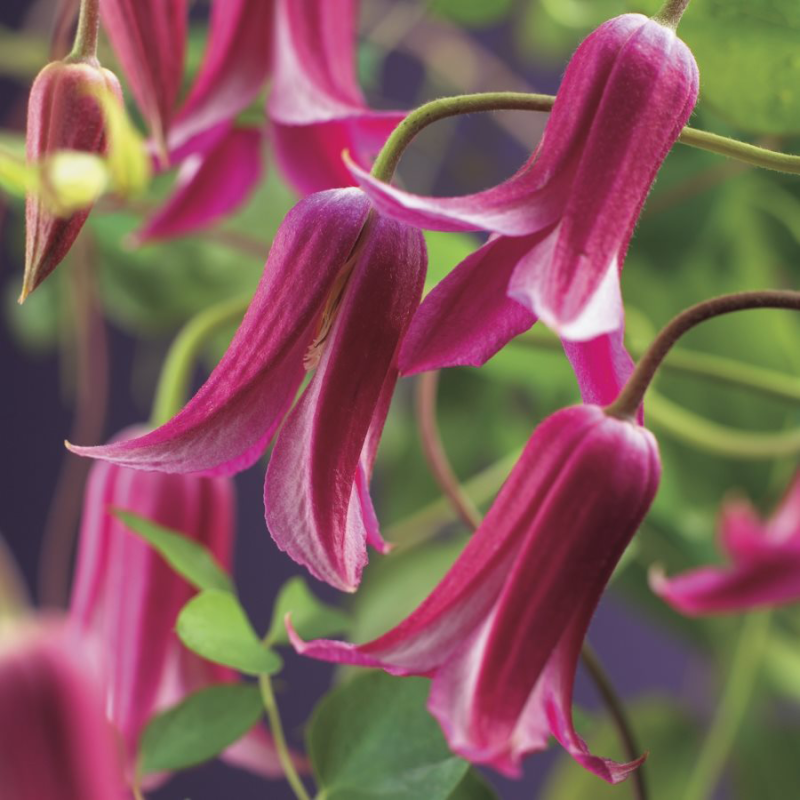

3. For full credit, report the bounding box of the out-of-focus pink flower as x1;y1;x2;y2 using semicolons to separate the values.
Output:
347;13;698;407
134;125;264;243
268;0;405;195
169;0;274;152
652;473;800;615
0;618;124;800
69;191;426;591
69;433;286;780
22;58;122;301
290;404;661;781
101;0;187;154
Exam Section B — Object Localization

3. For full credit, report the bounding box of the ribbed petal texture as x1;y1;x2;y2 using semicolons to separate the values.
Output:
291;404;661;781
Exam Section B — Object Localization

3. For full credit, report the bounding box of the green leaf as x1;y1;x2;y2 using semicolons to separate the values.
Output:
265;576;350;647
139;684;263;775
423;231;478;295
679;1;800;134
309;672;470;800
448;769;498;799
430;0;514;28
176;590;282;676
113;509;233;593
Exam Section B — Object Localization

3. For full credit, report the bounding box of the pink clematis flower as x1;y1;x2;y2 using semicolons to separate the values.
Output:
651;473;800;615
0;618;124;800
69;433;288;782
69;191;427;591
290;404;661;781
346;13;699;407
268;0;406;195
168;0;274;153
134;125;264;243
101;0;187;154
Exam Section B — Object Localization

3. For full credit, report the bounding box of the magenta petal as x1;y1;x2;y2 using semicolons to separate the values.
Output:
348;154;570;236
169;0;273;151
272;113;405;196
135;127;264;243
650;556;800;616
561;325;636;410
264;215;426;591
68;190;371;474
399;234;539;375
101;0;187;147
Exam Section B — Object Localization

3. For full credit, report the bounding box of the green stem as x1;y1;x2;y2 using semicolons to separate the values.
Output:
371;92;555;182
582;644;648;800
150;294;251;427
645;390;800;460
370;92;800;187
68;0;100;62
653;0;692;29
258;674;312;800
683;612;771;800
515;327;800;405
607;290;800;419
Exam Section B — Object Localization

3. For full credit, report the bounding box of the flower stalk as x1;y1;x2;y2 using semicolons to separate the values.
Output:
69;0;100;62
258;674;311;800
370;93;800;187
606;290;800;420
653;0;692;30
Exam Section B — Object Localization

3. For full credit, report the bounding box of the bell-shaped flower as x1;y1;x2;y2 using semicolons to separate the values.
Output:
69;436;286;781
168;0;274;152
134;125;264;243
101;0;187;154
651;473;800;615
69;190;427;591
0;618;124;800
22;58;122;301
347;13;699;406
268;0;405;195
289;404;661;780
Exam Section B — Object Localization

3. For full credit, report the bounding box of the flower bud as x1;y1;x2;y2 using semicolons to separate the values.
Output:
0;619;123;800
22;59;122;302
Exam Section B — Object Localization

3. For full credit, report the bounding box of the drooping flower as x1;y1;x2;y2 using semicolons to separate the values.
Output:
290;404;661;780
168;0;274;152
268;0;405;195
22;58;122;301
0;618;124;800
346;13;699;406
69;434;287;781
651;473;800;615
134;125;264;243
101;0;187;154
69;191;427;591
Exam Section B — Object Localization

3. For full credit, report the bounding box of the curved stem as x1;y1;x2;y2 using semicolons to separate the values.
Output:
607;290;800;419
371;92;555;182
259;674;312;800
683;612;771;800
370;91;800;187
653;0;692;29
582;643;648;800
415;372;482;530
150;294;251;427
413;369;646;797
645;391;800;460
68;0;100;62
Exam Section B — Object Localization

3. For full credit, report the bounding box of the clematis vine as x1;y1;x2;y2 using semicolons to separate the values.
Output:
348;11;699;407
0;618;124;800
69;192;427;591
652;473;800;615
290;404;661;780
69;430;288;782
